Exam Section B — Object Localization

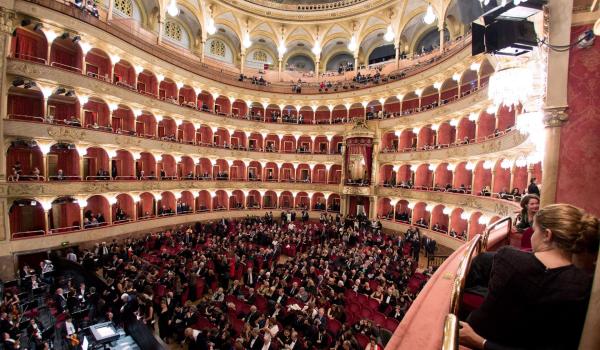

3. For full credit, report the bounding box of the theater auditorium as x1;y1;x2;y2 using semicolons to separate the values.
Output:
0;0;598;349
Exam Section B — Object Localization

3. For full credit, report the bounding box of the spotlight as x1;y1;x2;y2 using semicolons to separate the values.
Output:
65;90;75;97
33;23;42;31
23;81;36;89
55;87;66;95
72;35;81;43
21;19;31;27
12;78;25;87
60;32;69;40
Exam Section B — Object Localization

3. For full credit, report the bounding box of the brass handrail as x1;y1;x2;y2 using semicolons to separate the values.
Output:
449;234;482;316
481;216;513;251
441;313;459;350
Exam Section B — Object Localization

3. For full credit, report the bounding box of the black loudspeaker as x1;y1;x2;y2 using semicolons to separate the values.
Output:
472;19;537;56
486;19;537;55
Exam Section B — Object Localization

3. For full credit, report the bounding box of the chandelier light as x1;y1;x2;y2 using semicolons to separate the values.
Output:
465;161;475;171
423;4;436;25
488;67;533;108
384;25;394;42
277;40;286;57
312;40;322;56
242;32;252;49
167;0;179;17
206;18;216;35
515;157;527;167
347;35;357;52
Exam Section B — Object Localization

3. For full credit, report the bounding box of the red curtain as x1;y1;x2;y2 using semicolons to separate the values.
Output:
9;203;45;234
12;28;46;61
8;94;43;117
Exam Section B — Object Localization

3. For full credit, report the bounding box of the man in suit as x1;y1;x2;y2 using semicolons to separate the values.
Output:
527;178;540;196
185;328;208;350
248;329;264;350
54;288;68;314
242;305;261;326
285;281;299;297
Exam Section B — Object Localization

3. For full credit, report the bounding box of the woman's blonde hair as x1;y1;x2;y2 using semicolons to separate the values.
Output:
535;204;600;254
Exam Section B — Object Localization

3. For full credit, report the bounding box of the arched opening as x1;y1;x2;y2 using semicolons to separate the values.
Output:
11;27;47;63
431;205;449;233
229;160;246;181
378;197;392;220
263;191;277;209
136;152;156;179
7;86;44;121
81;146;109;180
457;116;476;144
312;164;326;184
179;156;195;179
449;208;468;240
138;192;156;219
247;160;262;181
197;190;211;211
136;112;157;138
137;69;158;96
113;193;134;223
473;160;492;195
112;106;135;133
229;190;245;210
179;85;196;107
212;190;228;210
436;122;456;146
158;192;176;216
197;158;213;179
230;130;247;150
247;190;261;209
48;143;80;180
113;59;135;87
84;48;111;81
9;199;46;238
412;202;429;227
214;159;229;180
414;164;433;189
215;96;231;115
83;195;109;228
264;162;279;182
279;191;293;209
179;121;196;144
297;135;312;153
380;164;395;186
329;164;342;184
178;191;194;214
493;159;512;194
159;154;177;179
47;88;79;124
395;200;411;223
399;129;415;151
452;162;472;193
82;98;110;129
312;192;325;210
434;163;453;190
7;140;44;181
50;34;83;72
295;191;309;210
159;78;177;102
381;131;398;152
327;194;341;212
49;196;80;233
158;116;177;140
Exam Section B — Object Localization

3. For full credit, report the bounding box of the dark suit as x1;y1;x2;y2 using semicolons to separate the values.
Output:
249;335;264;350
244;272;257;287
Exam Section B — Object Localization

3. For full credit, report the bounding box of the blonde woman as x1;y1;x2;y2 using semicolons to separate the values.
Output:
460;204;599;350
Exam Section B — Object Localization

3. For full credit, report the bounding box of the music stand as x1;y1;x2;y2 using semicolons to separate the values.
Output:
89;322;120;349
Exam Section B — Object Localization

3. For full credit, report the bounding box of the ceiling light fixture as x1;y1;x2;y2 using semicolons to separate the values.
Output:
347;35;357;52
167;0;179;17
384;25;394;42
206;18;216;35
242;32;252;49
423;4;436;25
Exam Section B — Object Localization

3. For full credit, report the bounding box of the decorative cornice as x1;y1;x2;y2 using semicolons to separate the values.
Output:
542;105;569;127
378;130;531;164
5;120;343;164
376;186;520;218
1;180;342;198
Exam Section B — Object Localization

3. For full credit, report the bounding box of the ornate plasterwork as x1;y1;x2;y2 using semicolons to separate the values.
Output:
5;121;343;164
378;130;531;164
1;181;342;198
376;186;520;218
542;105;569;127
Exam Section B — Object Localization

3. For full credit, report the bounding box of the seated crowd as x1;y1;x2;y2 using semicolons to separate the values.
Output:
66;212;433;349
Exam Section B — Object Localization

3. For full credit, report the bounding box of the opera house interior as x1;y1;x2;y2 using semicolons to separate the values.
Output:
0;0;598;348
